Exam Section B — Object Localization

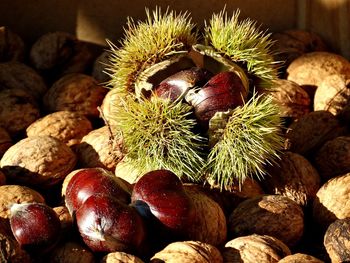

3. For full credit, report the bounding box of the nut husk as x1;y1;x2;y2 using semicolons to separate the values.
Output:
278;253;324;263
183;184;227;246
263;151;321;206
1;136;77;188
222;234;291;263
0;185;45;220
313;173;350;230
101;251;144;263
26;111;93;147
314;136;350;182
0;26;25;62
43;73;108;118
228;194;304;247
324;218;350;263
75;126;124;172
284;110;346;156
92;50;111;83
150;240;223;263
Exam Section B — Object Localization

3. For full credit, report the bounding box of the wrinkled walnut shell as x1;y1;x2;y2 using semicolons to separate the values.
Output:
100;88;124;126
222;234;291;263
324;218;350;263
0;88;40;136
263;151;321;206
53;206;74;235
150;240;223;263
101;252;144;263
183;184;227;246
314;74;350;116
0;61;47;100
269;79;311;119
286;51;350;96
29;31;93;79
284;110;346;156
313;173;350;230
0;26;25;62
48;241;95;263
314;136;350;182
278;253;324;263
43;73;108;118
26;111;93;146
0;126;12;158
1;136;77;188
0;185;45;219
75;126;124;171
228;195;304;247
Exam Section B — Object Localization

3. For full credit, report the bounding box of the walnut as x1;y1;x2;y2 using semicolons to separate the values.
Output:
314;136;350;182
0;88;40;136
150;240;223;263
26;111;93;146
222;234;291;263
313;173;350;230
101;251;144;263
29;31;93;79
284;110;346;157
0;217;31;262
0;185;45;219
278;253;324;263
0;61;47;100
314;74;350;116
271;29;328;72
48;241;95;263
53;206;73;235
43;73;108;118
0;26;25;62
183;184;227;246
1;136;77;188
75;126;124;171
100;88;124;126
262;151;321;206
324;218;350;263
268;79;311;119
228;195;304;247
92;51;111;83
286;51;350;97
0;126;12;158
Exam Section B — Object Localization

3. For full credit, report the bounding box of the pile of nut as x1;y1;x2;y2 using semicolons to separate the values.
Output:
0;26;349;263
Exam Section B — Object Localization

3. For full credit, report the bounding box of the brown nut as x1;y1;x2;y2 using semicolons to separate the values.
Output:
222;234;291;263
1;136;77;188
53;206;74;235
269;79;311;119
26;111;93;146
263;151;321;206
101;252;144;263
228;195;304;247
284;110;346;157
43;73;108;118
0;88;40;137
278;253;324;263
0;126;12;158
0;61;47;100
48;241;95;263
150;240;223;263
313;173;350;230
0;26;25;62
314;74;350;116
29;31;93;79
75;126;124;172
0;185;45;220
183;184;227;246
286;51;350;96
324;218;350;263
314;136;350;182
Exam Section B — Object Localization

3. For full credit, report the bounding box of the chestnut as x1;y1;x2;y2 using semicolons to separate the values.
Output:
154;67;213;102
131;169;195;239
9;202;61;254
65;167;131;215
75;194;146;254
190;71;248;129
